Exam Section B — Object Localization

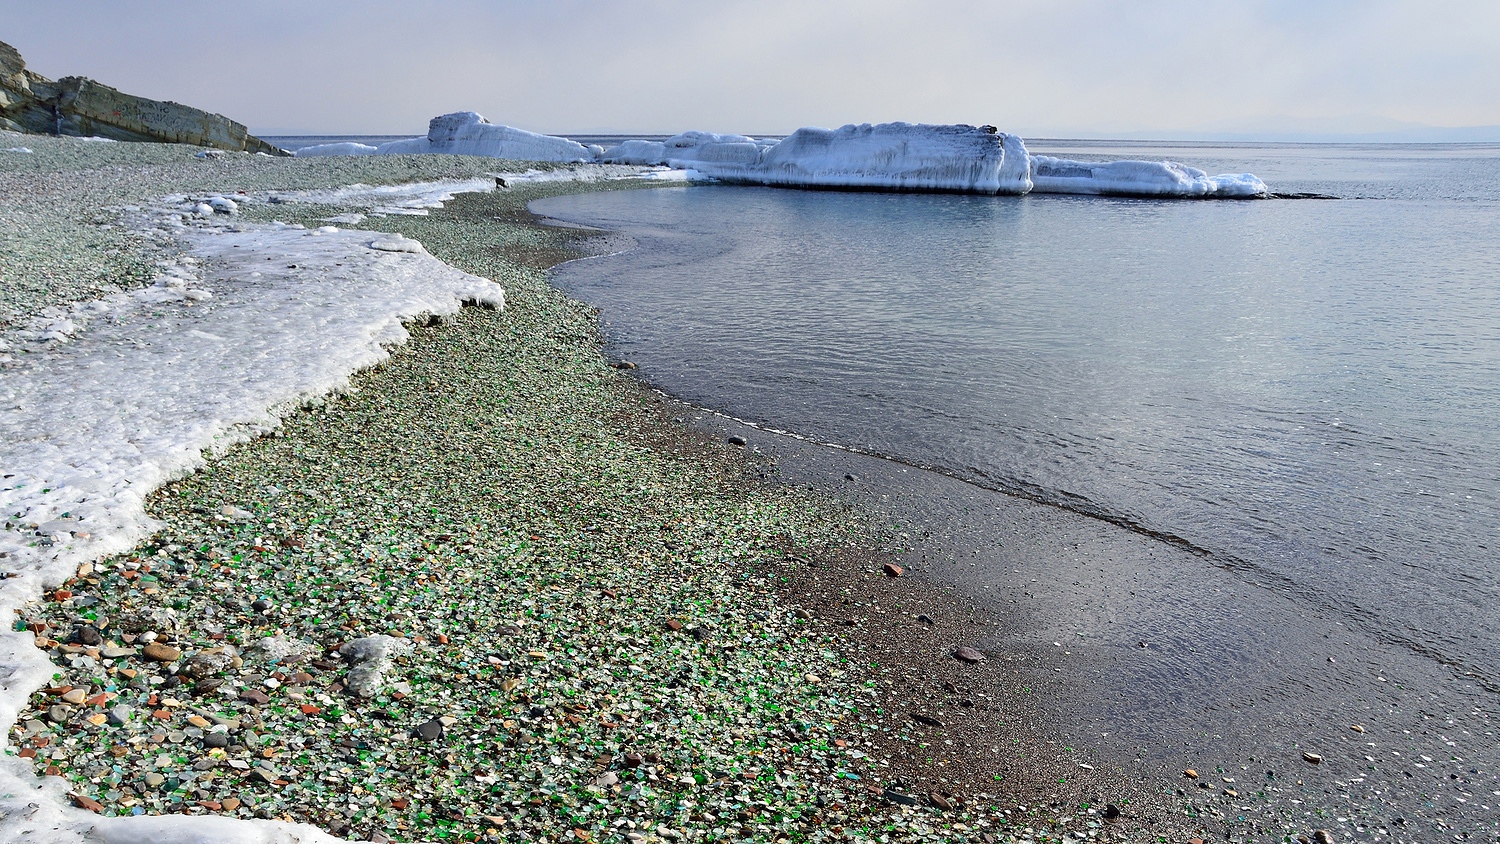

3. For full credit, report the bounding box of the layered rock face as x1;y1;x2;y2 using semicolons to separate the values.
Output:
0;40;284;154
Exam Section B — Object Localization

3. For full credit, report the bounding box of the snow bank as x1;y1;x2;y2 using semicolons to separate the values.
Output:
292;142;377;157
0;199;502;844
374;111;594;162
599;131;777;167
1027;155;1268;198
0;215;502;606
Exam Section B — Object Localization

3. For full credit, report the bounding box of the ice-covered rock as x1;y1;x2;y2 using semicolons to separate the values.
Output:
682;122;1034;195
377;111;595;162
599;138;669;166
293;141;377;157
1027;155;1268;198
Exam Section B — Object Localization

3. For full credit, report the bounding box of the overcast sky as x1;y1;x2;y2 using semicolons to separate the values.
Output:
4;0;1498;137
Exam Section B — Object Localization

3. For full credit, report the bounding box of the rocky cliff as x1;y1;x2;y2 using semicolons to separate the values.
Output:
0;40;284;154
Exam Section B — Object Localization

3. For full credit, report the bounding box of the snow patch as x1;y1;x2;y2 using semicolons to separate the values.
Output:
263;178;498;216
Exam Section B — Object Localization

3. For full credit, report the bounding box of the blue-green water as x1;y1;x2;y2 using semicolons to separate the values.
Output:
534;143;1500;827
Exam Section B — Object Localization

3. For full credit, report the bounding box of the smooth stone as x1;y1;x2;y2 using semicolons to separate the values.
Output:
73;626;102;646
107;704;132;725
415;718;444;742
47;704;70;723
142;643;181;662
144;772;165;788
203;732;229;748
952;646;984;663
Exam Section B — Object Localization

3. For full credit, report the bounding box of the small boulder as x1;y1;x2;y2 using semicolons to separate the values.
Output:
952;646;984;664
141;642;181;662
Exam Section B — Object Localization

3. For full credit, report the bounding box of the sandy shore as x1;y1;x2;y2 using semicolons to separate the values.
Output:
0;134;1214;843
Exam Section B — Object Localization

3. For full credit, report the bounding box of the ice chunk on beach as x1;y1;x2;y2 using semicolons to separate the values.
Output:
600;131;777;167
1027;155;1268;198
677;122;1034;195
293;141;378;157
376;111;596;162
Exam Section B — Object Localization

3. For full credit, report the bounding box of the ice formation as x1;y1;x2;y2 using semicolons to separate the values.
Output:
0;200;503;844
370;111;595;162
695;123;1033;194
296;112;1266;197
293;141;377;157
1028;155;1267;198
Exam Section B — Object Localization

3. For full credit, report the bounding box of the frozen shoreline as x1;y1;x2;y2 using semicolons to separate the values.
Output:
294;112;1268;199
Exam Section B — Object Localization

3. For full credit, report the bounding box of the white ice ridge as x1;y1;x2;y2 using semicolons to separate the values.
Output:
639;123;1035;195
297;111;596;162
296;111;1267;197
1027;155;1267;198
0;203;502;844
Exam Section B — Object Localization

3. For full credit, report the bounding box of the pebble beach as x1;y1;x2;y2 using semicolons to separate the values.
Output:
0;133;1210;843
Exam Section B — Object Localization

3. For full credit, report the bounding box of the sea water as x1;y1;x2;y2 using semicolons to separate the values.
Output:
533;142;1500;828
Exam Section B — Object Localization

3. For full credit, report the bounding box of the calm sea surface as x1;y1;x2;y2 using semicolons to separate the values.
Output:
534;141;1500;690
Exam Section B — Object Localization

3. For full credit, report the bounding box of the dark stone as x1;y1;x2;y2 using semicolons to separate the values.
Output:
613;361;638;370
72;625;102;646
916;614;934;625
881;789;917;807
726;435;746;446
622;752;643;768
882;563;904;577
910;713;943;727
251;599;272;612
952;646;984;664
415;718;444;742
927;792;953;811
238;688;270;705
688;626;711;642
203;732;229;749
1103;803;1121;819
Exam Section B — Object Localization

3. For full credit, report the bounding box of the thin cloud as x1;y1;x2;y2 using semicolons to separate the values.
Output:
3;0;1496;135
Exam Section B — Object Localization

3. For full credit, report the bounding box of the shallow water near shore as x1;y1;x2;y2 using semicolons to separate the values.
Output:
534;142;1500;836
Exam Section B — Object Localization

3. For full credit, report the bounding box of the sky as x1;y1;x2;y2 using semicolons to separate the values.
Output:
3;0;1499;139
